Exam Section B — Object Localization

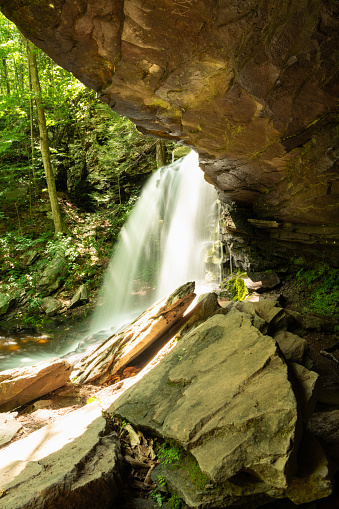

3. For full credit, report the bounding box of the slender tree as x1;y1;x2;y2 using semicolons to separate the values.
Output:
25;38;69;235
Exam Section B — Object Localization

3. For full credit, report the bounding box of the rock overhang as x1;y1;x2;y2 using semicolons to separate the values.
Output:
0;0;338;228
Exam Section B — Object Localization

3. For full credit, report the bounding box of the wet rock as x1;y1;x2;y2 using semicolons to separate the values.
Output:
68;284;89;309
0;413;21;447
0;358;73;412
110;308;300;494
41;296;63;316
0;403;122;509
274;330;309;363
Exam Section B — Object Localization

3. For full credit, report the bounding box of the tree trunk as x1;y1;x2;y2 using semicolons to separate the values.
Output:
27;61;39;194
25;39;69;235
2;57;10;95
156;139;166;168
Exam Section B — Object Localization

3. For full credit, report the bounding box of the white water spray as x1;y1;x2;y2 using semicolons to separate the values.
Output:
89;150;219;336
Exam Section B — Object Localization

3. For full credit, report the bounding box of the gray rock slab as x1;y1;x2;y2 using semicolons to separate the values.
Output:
274;331;309;363
288;362;320;421
0;358;73;412
0;403;122;509
0;413;21;447
109;308;299;491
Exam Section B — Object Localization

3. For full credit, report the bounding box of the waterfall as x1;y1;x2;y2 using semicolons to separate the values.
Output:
89;150;219;337
0;151;220;370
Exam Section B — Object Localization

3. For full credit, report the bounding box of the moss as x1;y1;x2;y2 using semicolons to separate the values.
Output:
292;263;339;318
221;272;249;301
188;459;211;490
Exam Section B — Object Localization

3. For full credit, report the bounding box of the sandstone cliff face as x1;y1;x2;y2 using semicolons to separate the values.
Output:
1;1;338;240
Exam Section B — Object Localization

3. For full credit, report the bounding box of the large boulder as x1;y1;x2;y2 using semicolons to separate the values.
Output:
108;301;331;506
0;403;122;509
0;358;73;412
110;308;300;492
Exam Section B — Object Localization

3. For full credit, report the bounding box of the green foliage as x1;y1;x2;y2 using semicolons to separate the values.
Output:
86;396;100;405
151;490;166;507
221;272;249;301
157;475;167;487
168;494;182;509
295;263;339;317
157;441;182;465
151;489;182;509
120;420;128;431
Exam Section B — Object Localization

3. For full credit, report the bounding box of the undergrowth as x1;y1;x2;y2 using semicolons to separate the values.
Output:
294;263;339;318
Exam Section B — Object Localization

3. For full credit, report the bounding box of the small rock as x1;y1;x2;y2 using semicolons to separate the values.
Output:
41;296;63;316
32;399;54;410
301;314;328;331
20;250;39;267
308;409;339;461
245;271;280;293
68;284;89;309
285;432;332;504
288;362;319;421
274;331;309;363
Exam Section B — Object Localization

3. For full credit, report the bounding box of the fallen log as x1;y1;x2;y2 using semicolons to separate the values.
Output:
72;282;196;385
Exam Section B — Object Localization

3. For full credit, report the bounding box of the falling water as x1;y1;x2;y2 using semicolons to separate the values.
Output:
0;151;220;370
89;150;219;337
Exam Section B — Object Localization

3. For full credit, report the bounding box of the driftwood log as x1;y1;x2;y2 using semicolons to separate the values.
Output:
72;282;196;385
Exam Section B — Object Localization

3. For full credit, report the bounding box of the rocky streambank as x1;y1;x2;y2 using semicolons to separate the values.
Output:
0;283;338;509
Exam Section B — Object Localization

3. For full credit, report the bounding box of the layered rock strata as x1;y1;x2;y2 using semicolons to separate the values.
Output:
0;0;337;240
